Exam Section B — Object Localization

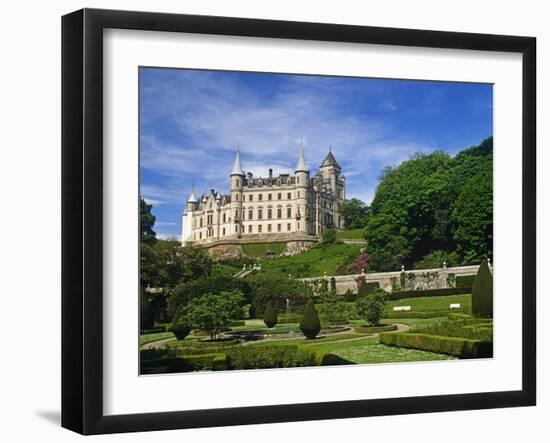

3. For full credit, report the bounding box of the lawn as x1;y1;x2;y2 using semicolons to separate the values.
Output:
385;294;472;313
257;242;362;278
139;331;175;346
242;242;288;257
335;229;365;240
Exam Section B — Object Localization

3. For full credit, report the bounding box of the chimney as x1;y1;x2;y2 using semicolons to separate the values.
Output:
269;168;273;179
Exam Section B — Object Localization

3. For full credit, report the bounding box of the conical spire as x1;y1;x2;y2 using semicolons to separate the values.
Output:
230;147;245;176
320;149;341;169
295;142;309;172
187;184;197;203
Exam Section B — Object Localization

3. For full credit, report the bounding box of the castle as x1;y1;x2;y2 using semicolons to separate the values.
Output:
181;146;346;254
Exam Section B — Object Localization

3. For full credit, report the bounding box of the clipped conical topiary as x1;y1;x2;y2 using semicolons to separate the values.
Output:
171;306;192;340
471;259;493;318
300;299;321;339
263;300;278;328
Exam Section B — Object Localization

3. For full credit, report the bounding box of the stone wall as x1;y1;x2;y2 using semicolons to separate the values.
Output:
206;244;243;261
299;265;481;294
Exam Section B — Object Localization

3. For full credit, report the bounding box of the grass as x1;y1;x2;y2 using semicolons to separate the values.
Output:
257;242;362;278
139;331;175;346
242;242;287;257
385;294;472;313
335;229;365;240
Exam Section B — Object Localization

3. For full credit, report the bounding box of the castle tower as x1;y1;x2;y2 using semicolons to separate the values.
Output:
295;144;309;234
181;185;198;244
230;148;244;237
319;148;341;197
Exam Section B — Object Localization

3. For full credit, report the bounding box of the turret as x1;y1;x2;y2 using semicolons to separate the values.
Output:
319;148;341;196
230;149;245;236
182;185;198;245
295;145;309;234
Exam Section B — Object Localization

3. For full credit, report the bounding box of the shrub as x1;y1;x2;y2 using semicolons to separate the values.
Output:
471;259;493;318
354;324;397;333
170;305;193;340
356;289;387;326
140;352;228;374
321;229;337;244
247;273;310;317
384;310;451;319
387;286;472;300
263;300;278;328
225;345;316;369
379;332;493;358
448;313;473;321
140;292;155;330
300;299;321;339
347;253;371;275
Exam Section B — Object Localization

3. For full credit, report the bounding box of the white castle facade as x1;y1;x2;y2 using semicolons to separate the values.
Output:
181;147;346;248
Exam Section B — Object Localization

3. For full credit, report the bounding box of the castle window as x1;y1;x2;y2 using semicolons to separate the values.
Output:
248;225;252;233
200;218;203;227
259;194;263;201
194;233;196;240
277;224;281;232
236;179;240;187
235;210;239;220
248;209;253;220
258;225;262;233
297;222;300;230
268;193;272;201
277;208;282;219
258;209;263;220
277;193;281;200
223;213;226;223
222;228;226;236
287;223;291;231
287;192;291;200
199;232;202;239
287;207;292;218
268;224;272;232
249;194;253;201
267;208;272;219
235;194;239;201
297;177;300;184
242;210;245;219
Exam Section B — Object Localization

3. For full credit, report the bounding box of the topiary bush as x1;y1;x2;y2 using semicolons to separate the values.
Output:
471;259;493;318
263;300;278;328
299;299;321;339
171;305;192;340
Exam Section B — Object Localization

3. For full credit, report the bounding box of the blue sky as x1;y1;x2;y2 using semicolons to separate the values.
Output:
140;67;493;239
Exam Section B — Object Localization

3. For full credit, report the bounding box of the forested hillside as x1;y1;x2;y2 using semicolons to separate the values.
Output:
364;137;493;271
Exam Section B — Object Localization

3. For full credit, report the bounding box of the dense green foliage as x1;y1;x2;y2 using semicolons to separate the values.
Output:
140;292;155;330
263;300;278;328
174;291;244;340
338;198;369;229
300;299;321;339
171;306;192;340
365;137;493;271
246;273;311;317
414;250;459;269
140;197;156;245
335;229;366;240
321;228;337;244
317;284;350;325
387;287;472;300
141;240;212;289
471;259;493;318
356;289;387;326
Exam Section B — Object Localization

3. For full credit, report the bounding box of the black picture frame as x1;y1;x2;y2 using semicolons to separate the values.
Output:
62;8;536;435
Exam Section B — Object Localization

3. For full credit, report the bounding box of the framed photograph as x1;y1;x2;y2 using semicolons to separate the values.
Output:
62;8;536;435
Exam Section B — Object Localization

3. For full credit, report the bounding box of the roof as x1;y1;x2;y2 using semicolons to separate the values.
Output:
230;149;245;176
320;150;341;169
295;145;309;172
187;185;197;203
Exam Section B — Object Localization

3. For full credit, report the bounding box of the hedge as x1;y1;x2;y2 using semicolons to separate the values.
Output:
354;324;397;333
379;332;493;359
228;320;246;327
456;275;476;287
140;326;166;334
388;287;472;300
140;352;228;374
447;313;473;321
384;310;451;319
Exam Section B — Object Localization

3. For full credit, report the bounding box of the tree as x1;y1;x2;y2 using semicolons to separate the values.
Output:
176;290;244;340
318;285;349;325
339;198;369;229
299;299;321;339
321;228;336;244
356;289;387;326
263;300;278;328
471;259;493;318
347;252;371;274
140;292;155;330
414;250;459;270
140;197;156;245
